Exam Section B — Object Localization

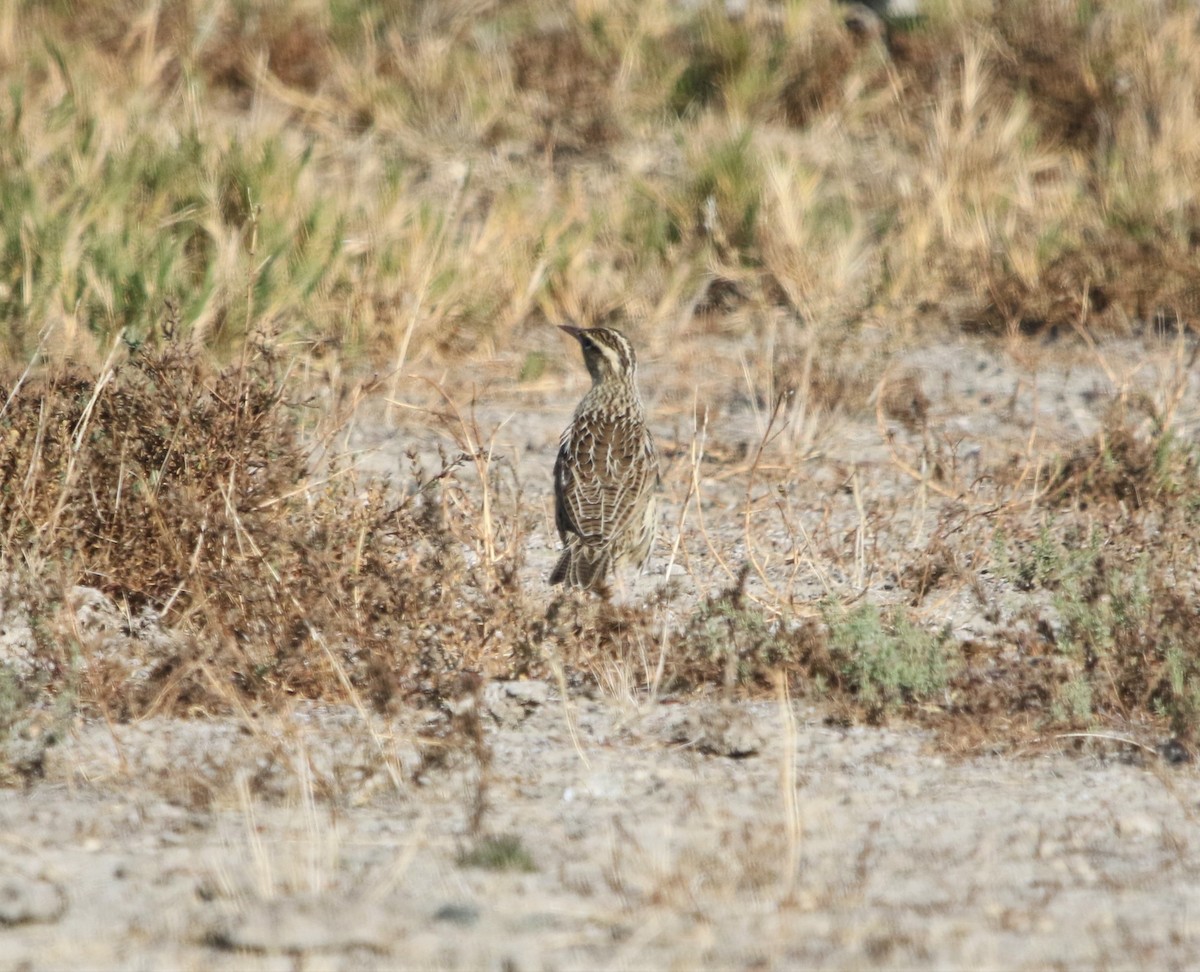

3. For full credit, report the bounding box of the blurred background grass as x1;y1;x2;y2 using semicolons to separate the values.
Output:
2;0;1197;369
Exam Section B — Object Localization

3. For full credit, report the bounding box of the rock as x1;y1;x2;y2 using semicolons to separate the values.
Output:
204;896;391;953
664;702;764;758
68;586;178;681
1116;814;1160;840
433;902;481;926
68;585;124;635
485;680;551;727
0;576;40;681
0;874;66;926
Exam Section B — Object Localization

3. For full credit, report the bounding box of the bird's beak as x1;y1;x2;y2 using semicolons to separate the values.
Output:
558;324;584;341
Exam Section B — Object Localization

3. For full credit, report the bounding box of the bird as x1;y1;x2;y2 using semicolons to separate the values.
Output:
551;324;659;591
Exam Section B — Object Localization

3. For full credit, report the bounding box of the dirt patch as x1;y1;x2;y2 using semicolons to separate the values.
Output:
2;695;1198;968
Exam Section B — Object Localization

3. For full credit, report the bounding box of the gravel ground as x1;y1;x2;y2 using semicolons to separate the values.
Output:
2;693;1198;970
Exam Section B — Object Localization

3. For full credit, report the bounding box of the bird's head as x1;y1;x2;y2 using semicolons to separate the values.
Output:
559;324;637;386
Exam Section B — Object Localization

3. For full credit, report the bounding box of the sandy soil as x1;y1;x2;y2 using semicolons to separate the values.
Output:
3;693;1199;970
4;330;1200;969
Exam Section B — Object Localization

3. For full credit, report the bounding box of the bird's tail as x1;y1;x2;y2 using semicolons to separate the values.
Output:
549;542;612;591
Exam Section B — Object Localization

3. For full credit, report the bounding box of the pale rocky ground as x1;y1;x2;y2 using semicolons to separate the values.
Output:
2;694;1199;969
3;329;1200;969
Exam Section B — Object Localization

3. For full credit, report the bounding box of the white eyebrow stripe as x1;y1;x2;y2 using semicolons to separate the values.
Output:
596;340;622;372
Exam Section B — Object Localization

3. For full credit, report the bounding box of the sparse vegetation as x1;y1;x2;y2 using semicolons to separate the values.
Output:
824;601;955;721
457;833;537;873
2;0;1200;789
674;571;805;690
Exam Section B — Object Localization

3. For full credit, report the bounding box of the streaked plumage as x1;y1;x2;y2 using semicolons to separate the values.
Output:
551;325;658;591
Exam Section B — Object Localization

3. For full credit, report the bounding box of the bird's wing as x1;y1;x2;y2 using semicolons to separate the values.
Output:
555;411;656;549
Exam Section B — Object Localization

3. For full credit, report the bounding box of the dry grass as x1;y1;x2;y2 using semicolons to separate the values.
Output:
3;0;1200;772
4;0;1198;365
0;337;551;747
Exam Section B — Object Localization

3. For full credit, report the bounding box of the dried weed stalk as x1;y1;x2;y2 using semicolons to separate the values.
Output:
0;342;546;724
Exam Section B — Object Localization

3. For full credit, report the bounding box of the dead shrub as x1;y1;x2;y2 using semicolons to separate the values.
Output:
881;13;972;109
663;5;859;126
776;16;857;128
991;0;1122;153
511;20;621;153
1039;400;1197;512
974;239;1199;338
0;343;545;720
31;0;332;97
198;2;333;97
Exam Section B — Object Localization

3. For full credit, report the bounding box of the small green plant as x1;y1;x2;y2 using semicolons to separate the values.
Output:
517;350;546;383
991;525;1076;592
675;574;803;690
1051;675;1095;727
1161;642;1200;739
1015;520;1200;739
823;602;954;719
688;129;762;256
457;834;537;872
1054;550;1149;662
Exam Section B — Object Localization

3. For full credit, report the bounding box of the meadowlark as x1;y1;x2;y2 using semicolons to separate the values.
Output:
551;324;659;591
